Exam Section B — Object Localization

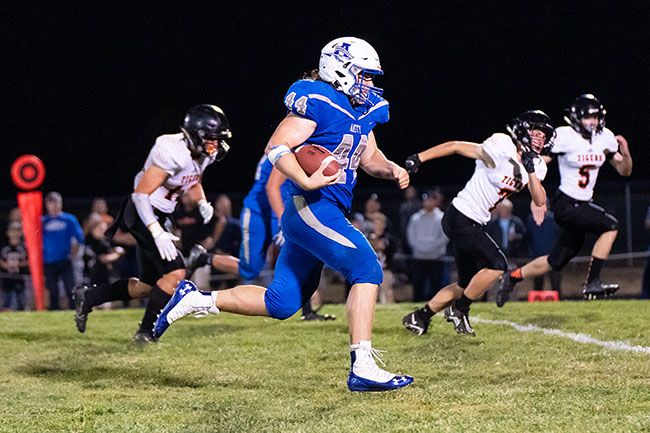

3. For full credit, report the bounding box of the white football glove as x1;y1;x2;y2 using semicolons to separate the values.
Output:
149;222;180;261
272;230;285;247
198;199;214;224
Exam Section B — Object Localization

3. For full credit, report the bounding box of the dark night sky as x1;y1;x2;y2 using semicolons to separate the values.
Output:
3;1;648;200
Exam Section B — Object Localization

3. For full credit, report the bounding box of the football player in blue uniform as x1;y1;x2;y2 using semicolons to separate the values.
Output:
187;156;335;320
154;37;413;392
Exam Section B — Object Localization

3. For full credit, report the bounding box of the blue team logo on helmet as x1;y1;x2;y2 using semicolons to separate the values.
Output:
332;42;352;62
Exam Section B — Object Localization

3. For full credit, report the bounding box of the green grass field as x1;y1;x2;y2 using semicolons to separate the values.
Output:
1;300;649;433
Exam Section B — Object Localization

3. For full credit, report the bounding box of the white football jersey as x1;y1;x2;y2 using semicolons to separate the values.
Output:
452;133;547;225
552;126;618;201
134;133;216;214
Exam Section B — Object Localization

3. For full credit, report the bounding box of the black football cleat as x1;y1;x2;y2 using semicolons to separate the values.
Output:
582;278;619;300
73;285;90;333
133;330;159;345
186;244;209;276
300;312;336;321
444;305;476;336
402;308;431;336
496;272;517;308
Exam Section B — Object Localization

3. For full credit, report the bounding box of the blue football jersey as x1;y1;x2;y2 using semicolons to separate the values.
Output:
243;155;291;210
282;79;390;210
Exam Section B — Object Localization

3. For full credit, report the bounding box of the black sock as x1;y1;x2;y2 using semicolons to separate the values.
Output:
302;301;314;316
587;257;605;283
85;279;132;312
421;304;435;320
138;285;171;334
455;294;473;313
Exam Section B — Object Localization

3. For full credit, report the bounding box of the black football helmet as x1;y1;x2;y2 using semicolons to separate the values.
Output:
507;110;555;155
181;104;232;160
564;94;606;139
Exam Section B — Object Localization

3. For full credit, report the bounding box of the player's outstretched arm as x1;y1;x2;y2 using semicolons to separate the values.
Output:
405;140;485;173
360;132;409;189
610;135;632;177
265;114;339;190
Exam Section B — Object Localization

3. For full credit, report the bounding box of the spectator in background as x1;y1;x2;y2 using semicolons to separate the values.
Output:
0;222;29;311
399;186;421;254
83;197;114;234
368;212;396;304
486;199;527;258
407;188;449;301
526;203;562;295
84;215;125;292
42;192;84;310
641;205;650;299
207;194;241;257
362;193;393;236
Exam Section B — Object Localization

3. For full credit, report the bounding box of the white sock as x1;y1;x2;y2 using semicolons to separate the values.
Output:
350;340;394;382
194;291;220;315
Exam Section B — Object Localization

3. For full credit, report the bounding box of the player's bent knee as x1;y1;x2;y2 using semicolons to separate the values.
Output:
266;300;301;320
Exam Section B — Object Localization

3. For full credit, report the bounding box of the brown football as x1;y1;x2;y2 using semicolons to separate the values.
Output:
294;144;340;176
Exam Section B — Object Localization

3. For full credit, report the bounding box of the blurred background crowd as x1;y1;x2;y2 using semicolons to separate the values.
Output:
1;185;649;311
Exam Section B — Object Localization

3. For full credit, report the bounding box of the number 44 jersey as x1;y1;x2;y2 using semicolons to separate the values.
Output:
552;126;619;202
283;78;390;211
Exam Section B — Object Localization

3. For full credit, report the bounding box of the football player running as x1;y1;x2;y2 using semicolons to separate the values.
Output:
402;111;552;337
154;37;413;392
496;94;632;305
73;105;232;343
186;155;334;320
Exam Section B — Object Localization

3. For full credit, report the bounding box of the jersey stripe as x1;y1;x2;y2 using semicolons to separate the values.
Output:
308;94;356;119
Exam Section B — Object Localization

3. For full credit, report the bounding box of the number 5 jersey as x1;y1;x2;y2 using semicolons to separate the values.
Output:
551;126;619;201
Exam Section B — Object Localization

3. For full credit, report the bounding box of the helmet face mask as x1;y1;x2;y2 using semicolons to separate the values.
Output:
564;94;606;140
318;37;384;106
181;105;232;160
507;110;555;155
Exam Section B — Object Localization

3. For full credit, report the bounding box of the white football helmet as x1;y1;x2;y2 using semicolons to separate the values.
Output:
319;37;383;106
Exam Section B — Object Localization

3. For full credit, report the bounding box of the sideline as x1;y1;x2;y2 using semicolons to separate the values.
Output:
473;316;650;355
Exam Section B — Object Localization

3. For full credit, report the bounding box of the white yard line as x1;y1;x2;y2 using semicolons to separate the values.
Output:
473;316;650;355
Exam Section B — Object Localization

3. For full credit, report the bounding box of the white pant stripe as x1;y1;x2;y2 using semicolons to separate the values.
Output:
293;196;356;249
241;208;251;264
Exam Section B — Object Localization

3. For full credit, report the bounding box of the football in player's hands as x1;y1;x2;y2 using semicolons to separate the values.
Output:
294;144;340;176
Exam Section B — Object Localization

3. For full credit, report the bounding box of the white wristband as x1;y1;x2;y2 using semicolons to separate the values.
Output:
268;144;292;166
147;221;164;238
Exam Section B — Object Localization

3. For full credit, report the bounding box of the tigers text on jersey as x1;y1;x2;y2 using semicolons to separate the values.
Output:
552;126;619;201
283;79;390;211
452;133;547;225
133;133;216;214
